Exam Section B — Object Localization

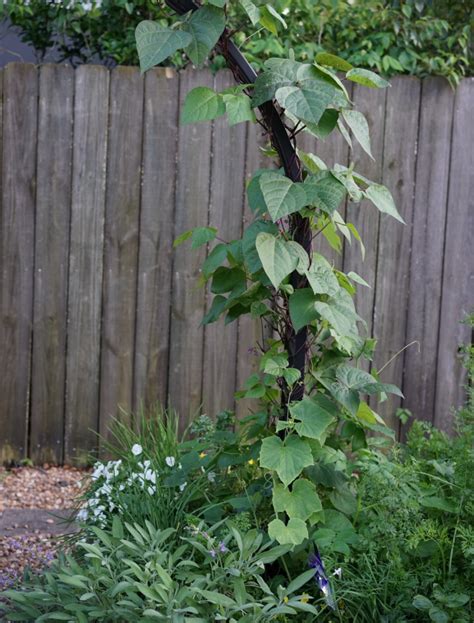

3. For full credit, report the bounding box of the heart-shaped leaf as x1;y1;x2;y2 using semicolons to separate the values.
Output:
273;478;322;520
268;517;308;545
289;395;336;441
365;184;404;223
276;80;335;125
305;253;340;296
259;172;307;221
181;87;226;124
135;21;192;72
182;5;226;66
260;435;313;487
256;233;298;289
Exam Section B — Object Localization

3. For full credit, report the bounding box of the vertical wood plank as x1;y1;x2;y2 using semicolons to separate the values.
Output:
30;65;74;464
99;67;144;443
0;63;38;462
434;78;474;432
64;65;109;464
202;70;247;417
371;76;421;430
167;69;213;429
343;86;386;343
403;78;455;427
133;68;179;413
235;121;268;420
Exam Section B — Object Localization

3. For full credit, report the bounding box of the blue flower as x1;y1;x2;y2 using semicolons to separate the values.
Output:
308;552;336;610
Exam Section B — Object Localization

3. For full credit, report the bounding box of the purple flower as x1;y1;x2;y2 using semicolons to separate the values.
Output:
308;552;336;610
209;549;217;558
218;542;228;553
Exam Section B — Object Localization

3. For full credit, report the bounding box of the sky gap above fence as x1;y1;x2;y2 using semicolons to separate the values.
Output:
0;63;472;464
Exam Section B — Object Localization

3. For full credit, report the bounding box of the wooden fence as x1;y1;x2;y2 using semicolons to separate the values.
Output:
0;63;472;464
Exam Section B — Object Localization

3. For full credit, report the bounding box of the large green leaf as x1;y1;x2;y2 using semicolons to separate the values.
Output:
259;172;307;221
135;21;192;72
314;288;361;338
273;479;322;520
259;435;313;487
289;395;336;441
365;184;404;223
288;288;319;332
240;0;260;25
181;87;225;124
223;93;256;126
251;59;302;106
304;171;346;215
202;243;228;278
211;267;246;294
268;517;308;545
315;52;353;72
342;109;373;159
242;219;278;273
202;295;227;325
182;5;225;66
275;80;335;125
317;364;403;414
256;233;298;289
346;68;390;89
305;253;339;296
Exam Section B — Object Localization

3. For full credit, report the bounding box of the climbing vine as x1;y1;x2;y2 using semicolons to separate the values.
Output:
136;0;403;546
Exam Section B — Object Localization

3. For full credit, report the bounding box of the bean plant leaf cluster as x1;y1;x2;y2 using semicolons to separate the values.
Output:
136;0;404;547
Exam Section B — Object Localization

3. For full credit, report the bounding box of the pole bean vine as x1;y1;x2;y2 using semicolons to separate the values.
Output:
136;0;404;545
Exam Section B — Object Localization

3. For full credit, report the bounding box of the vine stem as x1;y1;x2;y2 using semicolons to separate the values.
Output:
165;0;312;410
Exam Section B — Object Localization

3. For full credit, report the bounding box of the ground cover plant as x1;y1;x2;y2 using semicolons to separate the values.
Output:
1;1;473;621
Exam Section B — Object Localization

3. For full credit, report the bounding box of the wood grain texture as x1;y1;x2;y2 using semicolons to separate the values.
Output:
235;120;268;420
99;67;144;443
202;70;247;417
434;78;474;432
167;69;213;430
403;78;455;427
30;65;74;464
64;65;110;463
343;86;387;342
371;76;421;430
0;64;38;462
133;67;179;414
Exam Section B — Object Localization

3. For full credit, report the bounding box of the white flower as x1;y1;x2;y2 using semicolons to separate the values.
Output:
131;444;143;456
179;482;187;492
165;456;176;468
207;471;216;483
77;508;88;522
147;486;156;496
145;469;156;484
333;568;342;578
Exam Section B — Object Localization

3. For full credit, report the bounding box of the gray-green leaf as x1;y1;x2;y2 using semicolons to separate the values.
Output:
256;233;298;289
276;80;335;125
346;68;390;89
181;87;226;124
182;5;226;66
135;21;192;73
259;172;307;221
342;109;373;159
365;184;404;223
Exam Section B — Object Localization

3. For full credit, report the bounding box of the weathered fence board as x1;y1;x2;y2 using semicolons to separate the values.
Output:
168;69;214;430
403;78;455;428
0;63;37;462
434;78;474;432
202;70;248;417
99;66;144;443
371;76;421;431
64;65;110;463
0;65;472;463
30;64;74;463
133;67;179;414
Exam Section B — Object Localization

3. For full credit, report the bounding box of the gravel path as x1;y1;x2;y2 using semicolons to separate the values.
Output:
0;466;87;591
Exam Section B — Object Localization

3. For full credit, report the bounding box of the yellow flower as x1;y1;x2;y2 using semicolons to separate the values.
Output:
283;596;289;603
248;459;255;466
300;593;310;604
199;452;207;459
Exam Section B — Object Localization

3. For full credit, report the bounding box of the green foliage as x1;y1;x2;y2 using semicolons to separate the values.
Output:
2;1;471;84
1;519;320;621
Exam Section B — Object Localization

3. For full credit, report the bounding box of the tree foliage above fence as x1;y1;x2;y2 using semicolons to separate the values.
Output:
2;0;471;85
